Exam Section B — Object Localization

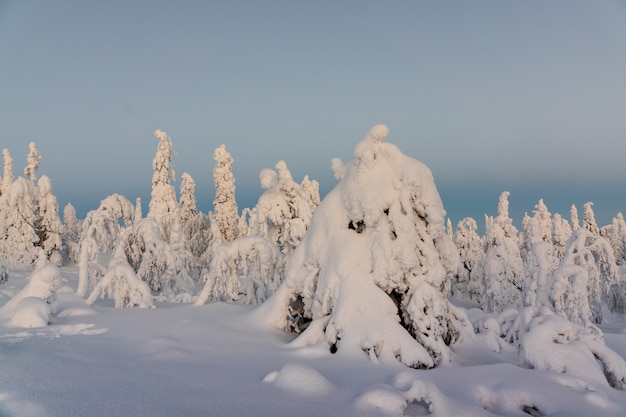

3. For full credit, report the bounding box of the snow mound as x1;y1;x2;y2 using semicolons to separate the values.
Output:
10;297;51;328
0;392;46;417
0;262;61;328
262;363;333;396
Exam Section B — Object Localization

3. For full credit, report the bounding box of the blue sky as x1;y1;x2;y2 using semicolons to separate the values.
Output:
1;1;626;229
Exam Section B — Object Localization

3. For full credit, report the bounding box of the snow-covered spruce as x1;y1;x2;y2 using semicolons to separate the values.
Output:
258;125;469;368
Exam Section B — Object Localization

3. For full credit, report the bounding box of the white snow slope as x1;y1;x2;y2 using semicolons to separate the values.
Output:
1;267;626;417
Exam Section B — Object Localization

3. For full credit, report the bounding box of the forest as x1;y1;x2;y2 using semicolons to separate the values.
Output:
1;125;626;416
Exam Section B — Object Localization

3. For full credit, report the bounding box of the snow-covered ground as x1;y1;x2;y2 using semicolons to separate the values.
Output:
1;267;626;417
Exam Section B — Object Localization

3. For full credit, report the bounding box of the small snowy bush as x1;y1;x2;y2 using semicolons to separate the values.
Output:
196;236;283;305
87;243;154;308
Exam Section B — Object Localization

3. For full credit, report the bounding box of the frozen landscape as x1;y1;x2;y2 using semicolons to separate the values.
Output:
1;125;626;416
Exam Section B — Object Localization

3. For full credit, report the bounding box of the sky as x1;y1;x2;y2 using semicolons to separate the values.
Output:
1;0;626;230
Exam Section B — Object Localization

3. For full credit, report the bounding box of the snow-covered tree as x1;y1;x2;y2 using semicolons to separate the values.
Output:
2;148;14;195
148;129;178;241
259;125;468;369
134;217;194;302
36;175;63;266
521;199;557;308
175;172;210;280
195;236;283;305
583;202;599;235
550;228;624;325
23;141;41;185
452;217;485;303
212;144;239;243
551;213;572;261
134;197;143;223
179;172;198;224
87;241;154;309
248;161;320;269
601;213;626;265
570;204;580;231
76;194;134;297
482;192;524;313
0;177;40;266
61;203;82;265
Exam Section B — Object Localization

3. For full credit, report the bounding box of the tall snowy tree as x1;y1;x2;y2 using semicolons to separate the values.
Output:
24;141;41;185
452;217;485;303
148;129;178;241
212;144;239;243
259;125;468;369
482;192;524;313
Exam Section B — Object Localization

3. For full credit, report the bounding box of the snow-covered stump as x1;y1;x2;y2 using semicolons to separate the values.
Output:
258;125;469;368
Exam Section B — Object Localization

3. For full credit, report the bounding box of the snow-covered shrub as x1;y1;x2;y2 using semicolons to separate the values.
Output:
0;259;61;328
248;161;320;269
259;125;468;368
195;236;283;305
550;228;625;325
483;192;524;313
87;243;154;308
518;311;626;390
452;217;485;303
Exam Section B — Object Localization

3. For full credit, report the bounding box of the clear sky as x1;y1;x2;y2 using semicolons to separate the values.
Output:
1;1;625;229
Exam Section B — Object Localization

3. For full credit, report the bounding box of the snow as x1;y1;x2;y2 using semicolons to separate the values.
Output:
0;266;625;416
2;125;626;416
